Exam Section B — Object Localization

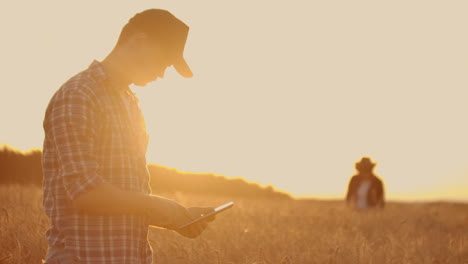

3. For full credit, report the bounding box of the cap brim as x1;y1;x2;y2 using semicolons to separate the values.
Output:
173;56;193;78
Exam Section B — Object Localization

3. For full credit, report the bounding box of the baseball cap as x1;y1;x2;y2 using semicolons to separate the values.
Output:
124;9;193;78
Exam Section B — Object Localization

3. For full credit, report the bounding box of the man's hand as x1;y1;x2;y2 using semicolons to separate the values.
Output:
146;196;191;228
174;207;215;239
146;196;215;238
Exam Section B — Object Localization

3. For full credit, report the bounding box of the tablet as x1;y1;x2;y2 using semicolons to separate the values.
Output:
177;201;234;229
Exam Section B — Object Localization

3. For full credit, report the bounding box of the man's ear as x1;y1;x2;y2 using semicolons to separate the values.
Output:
126;32;164;53
126;32;149;48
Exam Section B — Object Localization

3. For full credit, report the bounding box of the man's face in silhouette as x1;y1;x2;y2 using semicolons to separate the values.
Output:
127;34;174;86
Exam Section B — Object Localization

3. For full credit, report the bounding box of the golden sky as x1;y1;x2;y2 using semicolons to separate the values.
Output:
1;0;467;201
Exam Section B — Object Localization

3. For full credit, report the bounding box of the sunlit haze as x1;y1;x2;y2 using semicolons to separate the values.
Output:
1;1;467;201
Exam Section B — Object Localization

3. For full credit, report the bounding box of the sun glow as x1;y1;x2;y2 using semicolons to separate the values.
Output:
1;1;467;201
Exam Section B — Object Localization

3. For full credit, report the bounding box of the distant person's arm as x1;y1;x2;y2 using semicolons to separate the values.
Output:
376;179;385;208
346;177;356;206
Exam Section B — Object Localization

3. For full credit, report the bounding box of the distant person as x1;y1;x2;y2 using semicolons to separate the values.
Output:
42;9;215;263
345;157;385;210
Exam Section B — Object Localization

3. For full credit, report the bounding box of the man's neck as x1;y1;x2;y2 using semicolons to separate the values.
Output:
101;49;132;91
359;172;373;178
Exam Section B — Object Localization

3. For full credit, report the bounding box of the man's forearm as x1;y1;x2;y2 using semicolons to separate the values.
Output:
73;182;154;215
72;182;191;230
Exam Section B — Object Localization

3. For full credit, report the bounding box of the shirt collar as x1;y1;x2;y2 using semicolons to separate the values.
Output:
88;60;109;84
88;60;130;94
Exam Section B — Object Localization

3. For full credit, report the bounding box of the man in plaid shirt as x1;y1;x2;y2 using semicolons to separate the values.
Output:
42;9;214;264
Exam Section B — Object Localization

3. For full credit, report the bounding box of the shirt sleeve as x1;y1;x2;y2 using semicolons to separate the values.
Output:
376;179;385;207
48;88;106;200
346;176;357;202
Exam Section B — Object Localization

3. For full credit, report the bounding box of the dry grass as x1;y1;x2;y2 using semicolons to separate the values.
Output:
0;185;467;264
0;185;48;263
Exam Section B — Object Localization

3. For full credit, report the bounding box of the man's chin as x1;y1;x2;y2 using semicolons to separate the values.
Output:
133;77;158;87
133;80;151;87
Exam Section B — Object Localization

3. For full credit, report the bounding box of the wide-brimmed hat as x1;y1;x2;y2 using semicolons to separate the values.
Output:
355;157;376;171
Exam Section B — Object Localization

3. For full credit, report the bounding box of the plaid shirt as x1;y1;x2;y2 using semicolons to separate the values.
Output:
42;61;153;264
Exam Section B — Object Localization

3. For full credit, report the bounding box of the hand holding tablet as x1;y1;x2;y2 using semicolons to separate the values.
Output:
178;201;234;229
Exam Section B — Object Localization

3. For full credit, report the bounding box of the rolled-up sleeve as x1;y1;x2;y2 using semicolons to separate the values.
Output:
49;89;106;200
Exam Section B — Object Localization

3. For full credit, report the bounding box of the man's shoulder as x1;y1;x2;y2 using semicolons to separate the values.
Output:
350;175;360;181
59;69;100;96
53;63;110;102
45;71;103;118
372;175;384;185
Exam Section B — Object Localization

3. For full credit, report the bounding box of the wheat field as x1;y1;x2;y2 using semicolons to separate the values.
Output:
0;185;467;264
